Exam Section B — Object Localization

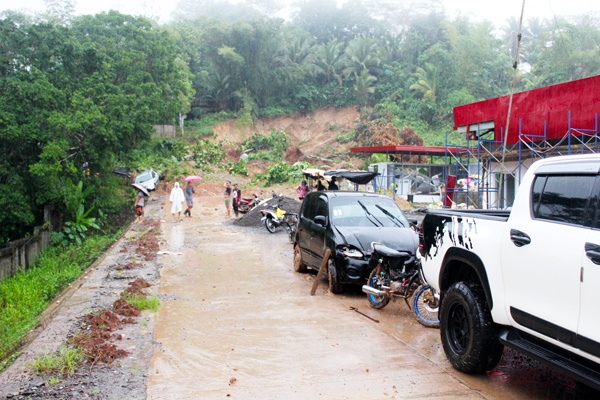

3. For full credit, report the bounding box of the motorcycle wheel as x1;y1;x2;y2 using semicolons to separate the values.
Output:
265;217;277;233
328;259;344;294
286;223;296;243
412;285;440;328
366;268;390;309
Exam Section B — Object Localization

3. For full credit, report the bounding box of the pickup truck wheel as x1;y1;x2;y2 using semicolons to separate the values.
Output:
366;268;390;309
328;259;344;294
293;245;307;273
440;282;503;373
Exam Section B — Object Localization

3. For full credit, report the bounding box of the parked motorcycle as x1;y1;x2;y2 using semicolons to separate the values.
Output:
361;242;439;328
238;193;262;214
260;200;298;243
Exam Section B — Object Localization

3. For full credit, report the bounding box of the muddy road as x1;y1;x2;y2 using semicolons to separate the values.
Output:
147;193;597;399
1;190;598;399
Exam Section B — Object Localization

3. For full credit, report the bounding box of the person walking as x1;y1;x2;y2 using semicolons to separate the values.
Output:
232;183;241;217
134;190;146;223
184;181;196;217
297;180;309;200
224;181;232;218
170;182;185;220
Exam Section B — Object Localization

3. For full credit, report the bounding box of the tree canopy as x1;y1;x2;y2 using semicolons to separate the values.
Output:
1;0;599;241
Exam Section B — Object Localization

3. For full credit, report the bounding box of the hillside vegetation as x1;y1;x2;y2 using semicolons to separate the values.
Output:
1;0;600;241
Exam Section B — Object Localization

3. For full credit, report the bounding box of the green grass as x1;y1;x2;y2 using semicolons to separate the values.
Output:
0;232;121;365
28;345;85;376
124;294;161;312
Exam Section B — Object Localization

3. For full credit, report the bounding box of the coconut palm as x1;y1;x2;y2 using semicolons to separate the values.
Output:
409;63;439;103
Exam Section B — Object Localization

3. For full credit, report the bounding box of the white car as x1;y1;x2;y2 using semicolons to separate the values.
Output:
134;169;160;191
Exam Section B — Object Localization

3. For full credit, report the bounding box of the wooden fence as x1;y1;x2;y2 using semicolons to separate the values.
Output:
0;206;61;282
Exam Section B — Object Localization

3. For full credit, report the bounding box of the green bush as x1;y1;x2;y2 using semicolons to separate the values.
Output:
335;131;355;144
192;140;225;168
241;130;289;152
227;160;248;176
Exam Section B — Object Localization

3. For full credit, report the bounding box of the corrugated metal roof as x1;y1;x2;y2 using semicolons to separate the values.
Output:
453;74;600;145
350;145;469;156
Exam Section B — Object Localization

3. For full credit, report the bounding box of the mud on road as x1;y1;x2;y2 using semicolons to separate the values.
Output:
1;190;598;399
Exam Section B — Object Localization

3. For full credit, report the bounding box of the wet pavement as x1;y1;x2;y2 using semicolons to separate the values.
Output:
146;196;600;400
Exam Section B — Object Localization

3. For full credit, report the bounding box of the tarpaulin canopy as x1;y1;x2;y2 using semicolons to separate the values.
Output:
323;170;379;185
302;168;331;182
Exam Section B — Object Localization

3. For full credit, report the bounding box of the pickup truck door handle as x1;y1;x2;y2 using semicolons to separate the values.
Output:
585;242;600;265
510;229;531;247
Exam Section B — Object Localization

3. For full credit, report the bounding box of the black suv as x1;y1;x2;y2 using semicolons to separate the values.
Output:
293;191;419;293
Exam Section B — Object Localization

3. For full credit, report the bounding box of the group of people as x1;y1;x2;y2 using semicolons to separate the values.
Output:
223;181;242;218
135;180;197;224
296;176;338;200
134;175;340;223
169;181;196;220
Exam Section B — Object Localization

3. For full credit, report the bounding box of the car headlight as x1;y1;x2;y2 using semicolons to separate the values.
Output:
340;246;364;259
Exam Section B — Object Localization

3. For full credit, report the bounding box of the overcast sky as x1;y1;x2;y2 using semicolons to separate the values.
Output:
1;0;598;27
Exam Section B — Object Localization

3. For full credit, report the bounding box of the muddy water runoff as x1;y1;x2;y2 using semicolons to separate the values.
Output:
147;212;598;399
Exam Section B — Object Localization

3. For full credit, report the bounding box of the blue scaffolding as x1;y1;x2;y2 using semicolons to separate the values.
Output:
445;111;600;209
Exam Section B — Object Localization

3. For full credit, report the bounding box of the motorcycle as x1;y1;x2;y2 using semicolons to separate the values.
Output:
260;200;298;243
361;242;439;328
238;193;262;214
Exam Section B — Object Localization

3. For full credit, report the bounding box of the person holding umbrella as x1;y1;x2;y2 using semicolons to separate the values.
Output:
183;175;202;217
170;182;185;221
132;183;149;223
184;181;195;217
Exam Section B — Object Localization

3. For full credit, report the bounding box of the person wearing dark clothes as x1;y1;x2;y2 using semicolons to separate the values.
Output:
316;179;326;191
328;176;339;190
184;181;195;217
232;183;241;217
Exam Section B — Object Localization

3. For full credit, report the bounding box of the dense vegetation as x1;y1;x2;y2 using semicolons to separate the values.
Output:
1;0;599;242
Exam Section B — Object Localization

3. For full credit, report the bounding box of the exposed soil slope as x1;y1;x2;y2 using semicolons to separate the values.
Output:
212;106;363;168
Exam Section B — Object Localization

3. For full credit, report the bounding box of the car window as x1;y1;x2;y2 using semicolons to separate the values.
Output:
302;196;317;220
315;198;328;218
330;197;408;228
136;173;150;182
531;174;595;227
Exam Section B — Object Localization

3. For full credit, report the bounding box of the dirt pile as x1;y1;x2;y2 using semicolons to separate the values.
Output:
233;196;301;228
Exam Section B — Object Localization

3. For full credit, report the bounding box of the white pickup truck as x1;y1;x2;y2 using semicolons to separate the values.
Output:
419;154;600;390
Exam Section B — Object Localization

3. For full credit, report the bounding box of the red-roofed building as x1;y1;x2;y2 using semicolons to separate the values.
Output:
454;75;600;145
350;75;600;208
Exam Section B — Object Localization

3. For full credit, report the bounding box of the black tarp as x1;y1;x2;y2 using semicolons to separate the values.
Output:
323;170;379;185
111;167;131;177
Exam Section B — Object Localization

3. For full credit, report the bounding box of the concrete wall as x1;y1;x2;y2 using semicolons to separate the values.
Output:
153;124;177;138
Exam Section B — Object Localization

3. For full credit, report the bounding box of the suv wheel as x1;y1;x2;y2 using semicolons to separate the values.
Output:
327;259;344;294
293;245;307;273
440;281;504;373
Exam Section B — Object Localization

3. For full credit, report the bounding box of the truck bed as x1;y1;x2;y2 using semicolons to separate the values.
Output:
425;208;511;222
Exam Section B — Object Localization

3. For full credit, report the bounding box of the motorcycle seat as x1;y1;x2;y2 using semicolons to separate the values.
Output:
372;243;410;259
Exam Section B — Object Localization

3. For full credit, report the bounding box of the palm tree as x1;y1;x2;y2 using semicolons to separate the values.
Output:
409;63;438;103
354;70;377;106
314;38;345;84
342;38;381;81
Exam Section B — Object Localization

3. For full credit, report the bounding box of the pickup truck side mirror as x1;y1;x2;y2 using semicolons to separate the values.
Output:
314;215;327;226
407;218;418;227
